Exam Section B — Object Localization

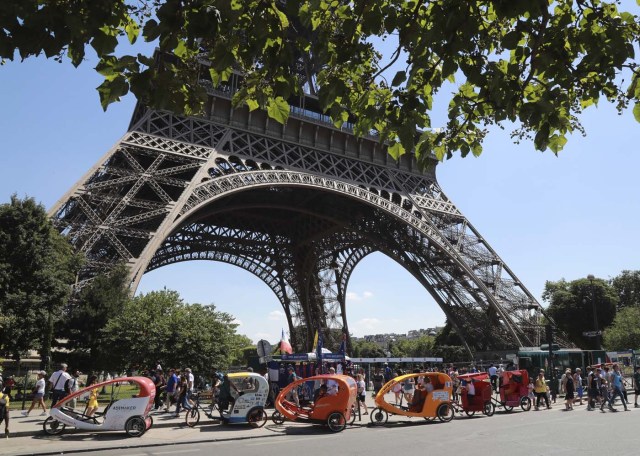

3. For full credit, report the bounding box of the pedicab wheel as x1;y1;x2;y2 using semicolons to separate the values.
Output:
370;407;388;426
125;416;147;437
327;412;346;432
437;403;454;422
43;416;66;435
271;410;286;425
503;405;513;412
520;396;532;411
247;408;268;428
348;405;357;425
464;410;475;417
185;407;200;427
145;415;154;430
483;401;495;417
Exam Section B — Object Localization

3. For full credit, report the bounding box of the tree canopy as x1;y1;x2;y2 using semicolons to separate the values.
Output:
3;1;640;164
542;276;618;349
101;289;246;372
610;269;640;310
602;306;640;350
0;195;80;362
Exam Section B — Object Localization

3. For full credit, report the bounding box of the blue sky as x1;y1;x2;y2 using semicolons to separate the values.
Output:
2;21;639;348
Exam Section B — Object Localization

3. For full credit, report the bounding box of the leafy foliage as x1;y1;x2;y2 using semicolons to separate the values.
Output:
610;269;640;310
3;1;640;163
63;263;130;370
100;289;245;372
602;306;640;350
0;195;80;361
390;335;435;357
542;277;618;349
350;339;387;358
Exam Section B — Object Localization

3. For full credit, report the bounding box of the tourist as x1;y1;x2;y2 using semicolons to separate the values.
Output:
634;366;640;408
610;364;628;411
23;371;48;417
356;374;368;414
573;368;583;406
48;363;72;406
562;368;574;411
534;370;551;410
598;368;615;412
66;369;83;409
85;375;99;417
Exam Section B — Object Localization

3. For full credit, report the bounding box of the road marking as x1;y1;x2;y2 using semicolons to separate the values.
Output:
246;435;337;446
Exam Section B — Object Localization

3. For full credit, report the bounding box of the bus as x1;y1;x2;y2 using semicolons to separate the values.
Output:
517;347;608;380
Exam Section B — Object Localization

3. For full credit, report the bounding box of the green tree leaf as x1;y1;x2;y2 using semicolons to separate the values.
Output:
267;96;290;124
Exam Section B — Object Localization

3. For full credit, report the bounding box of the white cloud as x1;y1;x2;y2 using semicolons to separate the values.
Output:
232;318;243;326
268;310;285;321
346;291;374;302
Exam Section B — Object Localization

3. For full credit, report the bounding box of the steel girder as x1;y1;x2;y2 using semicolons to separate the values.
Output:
50;101;560;353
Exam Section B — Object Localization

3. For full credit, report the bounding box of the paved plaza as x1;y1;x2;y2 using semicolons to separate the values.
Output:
2;393;638;456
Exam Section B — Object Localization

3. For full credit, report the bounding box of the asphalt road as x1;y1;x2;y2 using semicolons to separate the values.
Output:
5;403;638;456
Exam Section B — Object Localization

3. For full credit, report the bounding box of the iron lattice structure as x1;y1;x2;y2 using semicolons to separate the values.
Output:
51;75;556;354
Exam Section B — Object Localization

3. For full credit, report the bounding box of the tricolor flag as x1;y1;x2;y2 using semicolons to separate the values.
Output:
279;328;293;354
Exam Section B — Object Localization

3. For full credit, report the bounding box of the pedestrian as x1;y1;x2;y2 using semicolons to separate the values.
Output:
2;376;15;400
610;364;628;411
174;374;191;417
48;363;72;406
633;366;640;408
534;369;551;410
0;386;10;438
598;368;616;412
23;371;48;417
66;369;82;409
562;368;574;411
372;368;384;397
164;368;178;412
573;368;583;406
587;367;599;411
285;366;300;406
152;369;165;410
356;374;368;415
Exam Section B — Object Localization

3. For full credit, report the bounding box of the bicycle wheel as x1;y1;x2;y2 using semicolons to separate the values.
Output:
483;401;495;416
348;404;357;425
185;407;200;427
437;403;454;422
247;408;268;428
271;410;286;425
520;396;532;411
43;416;66;435
370;407;388;426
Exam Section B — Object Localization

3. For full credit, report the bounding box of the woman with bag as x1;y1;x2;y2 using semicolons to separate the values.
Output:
22;371;48;417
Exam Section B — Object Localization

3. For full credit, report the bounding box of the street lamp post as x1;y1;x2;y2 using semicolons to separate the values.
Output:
587;274;601;350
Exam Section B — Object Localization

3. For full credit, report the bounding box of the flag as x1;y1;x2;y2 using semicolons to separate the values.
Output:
279;328;293;354
338;332;347;356
315;328;324;370
311;330;319;353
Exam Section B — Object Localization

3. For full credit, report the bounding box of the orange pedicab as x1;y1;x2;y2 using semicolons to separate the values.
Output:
275;374;357;432
370;372;454;425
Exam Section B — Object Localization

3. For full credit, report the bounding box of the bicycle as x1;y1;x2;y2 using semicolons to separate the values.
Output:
185;390;219;427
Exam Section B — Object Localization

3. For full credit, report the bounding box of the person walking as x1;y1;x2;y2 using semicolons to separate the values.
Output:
562;368;574;411
633;366;640;408
85;375;99;417
573;368;583;406
534;370;551;410
356;374;368;415
48;363;72;406
587;367;599;411
610;364;628;411
66;369;82;409
598;367;616;412
0;388;10;438
23;371;48;417
163;368;178;412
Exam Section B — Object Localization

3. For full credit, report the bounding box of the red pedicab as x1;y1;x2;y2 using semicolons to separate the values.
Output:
275;374;357;432
497;369;531;412
457;372;495;417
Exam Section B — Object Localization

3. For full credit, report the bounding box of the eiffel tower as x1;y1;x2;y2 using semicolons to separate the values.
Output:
50;72;547;354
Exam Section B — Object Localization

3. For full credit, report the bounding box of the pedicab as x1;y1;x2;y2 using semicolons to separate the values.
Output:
370;372;454;425
496;369;531;412
197;372;269;427
274;374;357;432
456;372;495;417
43;376;155;437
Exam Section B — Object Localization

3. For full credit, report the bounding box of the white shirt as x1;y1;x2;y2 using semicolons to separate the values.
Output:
467;382;476;395
488;366;497;376
188;373;195;392
49;370;72;390
36;378;46;394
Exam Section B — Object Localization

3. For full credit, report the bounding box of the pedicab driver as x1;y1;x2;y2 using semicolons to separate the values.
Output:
462;379;476;404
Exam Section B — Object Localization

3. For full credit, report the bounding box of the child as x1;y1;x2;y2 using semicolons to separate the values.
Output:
528;380;535;400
